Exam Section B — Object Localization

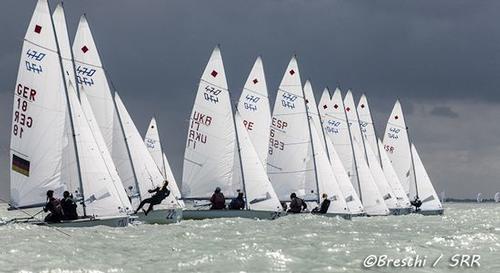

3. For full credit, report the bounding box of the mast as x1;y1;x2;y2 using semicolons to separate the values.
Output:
303;81;321;204
364;95;384;167
233;109;249;210
50;2;86;216
111;88;142;201
401;101;419;199
342;92;363;202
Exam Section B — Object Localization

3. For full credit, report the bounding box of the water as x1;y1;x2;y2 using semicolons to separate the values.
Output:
0;203;498;273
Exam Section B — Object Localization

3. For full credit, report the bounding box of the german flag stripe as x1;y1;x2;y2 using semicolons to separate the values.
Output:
12;154;30;177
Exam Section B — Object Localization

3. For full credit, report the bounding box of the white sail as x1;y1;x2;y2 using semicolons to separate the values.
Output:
317;88;331;122
115;93;179;208
325;137;364;214
476;193;482;203
383;100;413;194
494;192;500;203
440;191;446;203
344;91;389;215
323;88;358;193
10;0;67;207
53;3;131;215
143;117;184;207
68;84;130;216
72;15;136;197
235;112;282;212
236;56;271;170
267;56;310;201
378;139;411;208
182;46;239;199
303;81;349;214
357;94;380;161
411;144;442;211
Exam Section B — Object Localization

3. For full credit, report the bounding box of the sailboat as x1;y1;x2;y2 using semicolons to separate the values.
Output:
344;92;389;216
72;14;181;224
356;94;411;215
144;118;185;208
383;100;443;215
182;47;284;220
476;193;483;203
440;191;446;203
267;56;313;207
495;192;500;203
303;81;350;218
318;89;365;216
6;0;130;227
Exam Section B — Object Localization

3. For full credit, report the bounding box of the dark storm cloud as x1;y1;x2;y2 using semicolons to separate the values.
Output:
430;106;459;118
1;0;499;199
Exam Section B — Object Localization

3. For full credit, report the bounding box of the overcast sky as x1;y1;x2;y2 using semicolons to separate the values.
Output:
1;0;499;199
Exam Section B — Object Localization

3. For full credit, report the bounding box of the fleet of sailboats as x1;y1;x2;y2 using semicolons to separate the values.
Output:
4;0;458;227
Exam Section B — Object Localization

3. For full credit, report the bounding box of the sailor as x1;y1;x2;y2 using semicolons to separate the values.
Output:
60;191;78;220
288;193;307;213
411;196;423;212
43;190;63;223
312;193;331;214
134;180;171;215
228;191;245;210
210;187;226;210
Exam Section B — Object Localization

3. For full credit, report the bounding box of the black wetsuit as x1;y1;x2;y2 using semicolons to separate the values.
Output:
228;196;245;210
136;186;170;215
43;197;63;223
210;192;226;210
61;197;78;220
288;197;307;213
312;199;331;214
411;198;423;212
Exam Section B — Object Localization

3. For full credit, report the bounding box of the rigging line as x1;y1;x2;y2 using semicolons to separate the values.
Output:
0;197;71;237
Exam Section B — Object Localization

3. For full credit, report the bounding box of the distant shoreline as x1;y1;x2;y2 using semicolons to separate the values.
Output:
445;198;499;203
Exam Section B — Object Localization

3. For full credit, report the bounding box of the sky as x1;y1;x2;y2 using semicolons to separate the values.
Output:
1;0;499;200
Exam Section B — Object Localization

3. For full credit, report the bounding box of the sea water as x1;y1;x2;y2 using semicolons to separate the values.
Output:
0;203;498;273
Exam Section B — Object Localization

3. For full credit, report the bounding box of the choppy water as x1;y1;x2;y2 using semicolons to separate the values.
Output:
0;203;498;273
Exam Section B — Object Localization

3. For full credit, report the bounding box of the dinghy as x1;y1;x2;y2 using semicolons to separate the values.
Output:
72;14;181;224
495;192;500;203
144;118;185;208
303;81;351;219
267;56;314;209
383;101;443;215
318;89;365;216
6;1;130;227
476;193;483;203
114;94;183;224
356;95;410;215
182;48;284;220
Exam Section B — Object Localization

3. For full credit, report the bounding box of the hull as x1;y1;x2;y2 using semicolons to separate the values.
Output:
134;208;183;224
417;209;444;216
183;209;285;220
389;207;412;215
4;215;130;228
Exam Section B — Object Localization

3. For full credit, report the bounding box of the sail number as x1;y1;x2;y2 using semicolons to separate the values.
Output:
325;119;341;134
243;94;260;112
204;85;221;104
384;145;395;154
12;84;36;139
281;92;297;109
268;128;284;155
387;127;400;139
187;111;212;149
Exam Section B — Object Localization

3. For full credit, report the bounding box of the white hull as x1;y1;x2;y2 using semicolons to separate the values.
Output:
134;208;183;224
183;209;285;220
4;215;130;228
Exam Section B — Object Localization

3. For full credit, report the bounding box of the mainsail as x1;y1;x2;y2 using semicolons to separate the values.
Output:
383;100;413;194
72;15;136;197
144;118;185;207
357;95;380;161
378;139;411;208
10;0;67;207
267;56;311;201
411;144;443;212
182;46;239;199
236;56;271;170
